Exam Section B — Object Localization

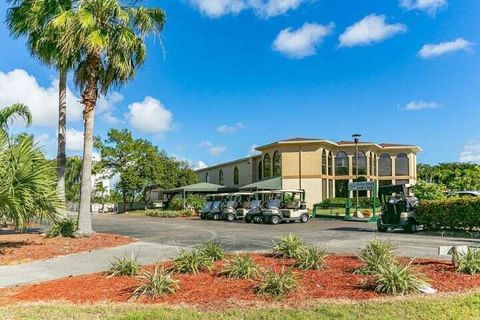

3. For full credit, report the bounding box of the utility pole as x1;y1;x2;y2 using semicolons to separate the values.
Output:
352;133;361;216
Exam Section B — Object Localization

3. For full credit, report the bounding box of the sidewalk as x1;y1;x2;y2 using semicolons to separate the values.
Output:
0;242;185;288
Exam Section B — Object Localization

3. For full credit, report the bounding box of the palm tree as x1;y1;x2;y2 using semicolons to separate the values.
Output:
0;103;32;133
7;0;77;213
51;0;166;235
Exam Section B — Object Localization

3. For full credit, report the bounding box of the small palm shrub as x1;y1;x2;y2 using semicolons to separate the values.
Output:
272;233;306;259
294;245;328;270
107;254;141;277
171;249;214;274
199;242;225;261
254;268;298;298
46;218;76;238
456;248;480;275
373;261;427;295
133;264;178;298
219;255;260;279
355;239;396;275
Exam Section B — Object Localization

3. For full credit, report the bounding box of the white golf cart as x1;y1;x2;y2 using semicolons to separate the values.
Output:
260;190;309;225
200;194;215;220
244;191;272;224
205;193;230;220
221;192;253;222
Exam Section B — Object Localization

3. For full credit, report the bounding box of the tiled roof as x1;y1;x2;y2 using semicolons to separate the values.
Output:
280;137;324;142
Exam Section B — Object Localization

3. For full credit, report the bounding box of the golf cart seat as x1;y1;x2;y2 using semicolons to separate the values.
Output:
286;200;300;209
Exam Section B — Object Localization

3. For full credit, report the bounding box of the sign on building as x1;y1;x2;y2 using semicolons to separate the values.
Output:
348;181;375;191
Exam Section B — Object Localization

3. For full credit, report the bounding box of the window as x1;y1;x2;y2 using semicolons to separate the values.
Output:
219;170;224;185
233;167;239;185
328;152;333;176
335;152;349;176
353;151;367;175
335;180;349;198
395;153;409;176
379;153;392;176
379;180;392;187
273;151;281;177
263;153;271;178
205;172;210;183
258;160;263;180
322;150;328;175
395;179;409;185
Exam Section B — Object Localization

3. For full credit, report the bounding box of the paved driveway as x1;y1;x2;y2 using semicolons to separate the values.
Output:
93;214;480;259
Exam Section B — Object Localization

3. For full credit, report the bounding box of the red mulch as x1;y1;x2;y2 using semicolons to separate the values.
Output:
10;254;480;309
0;233;134;266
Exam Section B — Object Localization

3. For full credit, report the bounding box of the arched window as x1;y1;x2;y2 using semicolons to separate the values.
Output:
335;152;349;176
273;151;281;177
322;150;328;175
205;172;210;183
263;153;271;178
219;170;224;185
395;153;409;176
353;151;367;175
233;167;239;185
328;152;333;176
379;153;392;176
258;160;263;180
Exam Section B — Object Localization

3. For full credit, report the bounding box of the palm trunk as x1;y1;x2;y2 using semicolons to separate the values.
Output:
57;69;67;217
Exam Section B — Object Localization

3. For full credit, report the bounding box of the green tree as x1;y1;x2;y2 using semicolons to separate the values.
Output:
65;156;82;203
7;0;77;211
0;104;32;133
50;0;166;235
417;163;480;192
411;180;446;201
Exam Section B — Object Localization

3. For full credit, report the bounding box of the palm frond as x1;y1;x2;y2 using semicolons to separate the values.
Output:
0;103;32;131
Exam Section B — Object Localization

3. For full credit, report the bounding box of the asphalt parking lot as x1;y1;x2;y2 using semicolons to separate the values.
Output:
92;214;480;259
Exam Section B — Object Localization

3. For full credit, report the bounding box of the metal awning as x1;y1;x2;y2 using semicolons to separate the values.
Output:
163;182;237;194
239;177;282;191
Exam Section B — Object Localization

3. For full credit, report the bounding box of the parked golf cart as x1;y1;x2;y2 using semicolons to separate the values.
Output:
205;193;230;220
377;184;418;233
244;191;271;224
259;190;309;225
221;192;253;222
200;194;215;220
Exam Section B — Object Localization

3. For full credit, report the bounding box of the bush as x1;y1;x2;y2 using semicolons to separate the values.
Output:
456;248;480;275
199;242;225;261
294;246;327;270
133;264;178;298
46;218;76;238
411;180;446;201
219;255;260;279
186;195;206;212
355;239;396;275
254;268;298;298
171;249;214;274
319;197;376;209
107;254;141;277
373;261;427;295
168;197;184;210
272;233;306;259
145;210;194;218
416;198;480;231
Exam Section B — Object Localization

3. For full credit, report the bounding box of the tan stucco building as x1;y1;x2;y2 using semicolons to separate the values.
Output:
196;138;421;208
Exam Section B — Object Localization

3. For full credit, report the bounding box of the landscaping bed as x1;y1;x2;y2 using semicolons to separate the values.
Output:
0;232;134;265
9;253;480;310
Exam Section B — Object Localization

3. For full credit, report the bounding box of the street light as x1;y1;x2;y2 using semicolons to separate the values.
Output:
352;134;361;216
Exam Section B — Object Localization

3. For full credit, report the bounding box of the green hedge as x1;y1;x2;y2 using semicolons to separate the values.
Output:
319;197;377;209
145;210;195;218
416;198;480;231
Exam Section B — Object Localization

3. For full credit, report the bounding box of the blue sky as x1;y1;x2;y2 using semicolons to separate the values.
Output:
0;0;479;168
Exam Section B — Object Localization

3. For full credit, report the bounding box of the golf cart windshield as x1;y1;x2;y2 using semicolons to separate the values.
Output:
226;200;236;208
211;201;221;210
202;201;212;211
267;199;282;209
250;200;261;209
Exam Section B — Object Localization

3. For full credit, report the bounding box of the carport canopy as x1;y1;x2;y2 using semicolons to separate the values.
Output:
164;182;237;195
239;177;282;191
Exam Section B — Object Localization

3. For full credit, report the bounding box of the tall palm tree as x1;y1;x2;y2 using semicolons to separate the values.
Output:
7;0;77;213
0;103;32;133
52;0;166;235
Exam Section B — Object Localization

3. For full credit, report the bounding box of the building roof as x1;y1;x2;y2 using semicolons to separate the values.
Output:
239;177;282;191
195;155;260;172
164;182;237;194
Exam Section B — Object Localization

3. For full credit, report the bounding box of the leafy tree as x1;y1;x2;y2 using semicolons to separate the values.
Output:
411;180;446;201
50;0;166;235
7;0;78;210
0;104;32;133
417;163;480;191
65;157;82;203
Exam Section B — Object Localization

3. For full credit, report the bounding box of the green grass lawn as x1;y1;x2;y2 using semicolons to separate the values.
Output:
3;293;480;320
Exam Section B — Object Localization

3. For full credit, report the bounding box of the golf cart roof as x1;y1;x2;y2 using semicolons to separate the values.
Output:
232;192;253;196
277;189;305;193
253;191;273;194
379;184;411;196
456;191;480;196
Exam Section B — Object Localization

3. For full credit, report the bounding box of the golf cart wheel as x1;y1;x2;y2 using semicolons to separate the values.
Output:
213;213;221;221
377;220;388;233
300;214;309;223
253;215;262;224
200;213;206;220
227;213;235;222
245;216;252;223
270;215;281;225
403;220;417;234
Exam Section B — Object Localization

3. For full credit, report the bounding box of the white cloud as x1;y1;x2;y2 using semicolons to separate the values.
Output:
188;0;305;18
418;38;474;59
66;128;84;151
101;112;122;125
339;14;407;47
459;142;480;163
273;22;334;59
199;140;226;156
217;122;245;133
400;0;447;15
249;144;261;156
403;100;440;111
97;91;123;114
34;133;51;146
125;97;173;134
0;69;83;127
195;160;208;169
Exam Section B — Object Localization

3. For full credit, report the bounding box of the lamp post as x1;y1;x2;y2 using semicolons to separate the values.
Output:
352;133;361;216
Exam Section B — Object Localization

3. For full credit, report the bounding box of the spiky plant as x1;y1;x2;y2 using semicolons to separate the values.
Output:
294;245;328;270
219;254;260;279
456;248;480;275
107;254;141;277
133;264;178;298
46;218;77;238
254;268;298;299
373;261;427;295
171;249;214;274
272;233;306;259
199;241;225;261
355;239;397;275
